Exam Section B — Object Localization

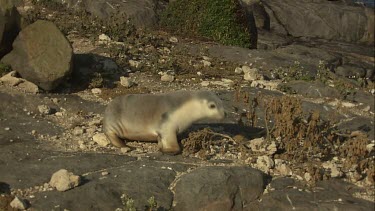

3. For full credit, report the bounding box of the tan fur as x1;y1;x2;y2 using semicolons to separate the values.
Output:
103;90;225;154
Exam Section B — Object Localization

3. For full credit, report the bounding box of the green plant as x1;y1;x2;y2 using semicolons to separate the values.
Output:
272;61;313;82
146;196;158;211
0;62;12;77
160;0;256;48
121;194;136;211
89;72;104;88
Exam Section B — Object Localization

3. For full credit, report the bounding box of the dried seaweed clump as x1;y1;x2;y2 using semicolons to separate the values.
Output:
340;131;374;182
260;96;334;161
181;128;215;157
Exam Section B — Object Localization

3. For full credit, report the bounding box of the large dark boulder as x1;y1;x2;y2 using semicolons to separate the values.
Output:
173;166;266;211
259;0;374;44
1;20;73;91
0;0;21;59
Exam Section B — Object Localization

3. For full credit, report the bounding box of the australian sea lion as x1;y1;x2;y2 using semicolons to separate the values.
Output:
103;90;225;154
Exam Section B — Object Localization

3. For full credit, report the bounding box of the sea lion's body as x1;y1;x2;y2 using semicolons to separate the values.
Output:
103;90;225;154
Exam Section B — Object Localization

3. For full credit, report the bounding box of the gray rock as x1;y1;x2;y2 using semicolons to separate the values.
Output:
262;0;374;44
0;1;21;58
49;169;81;192
38;105;53;115
280;80;342;99
54;0;158;28
30;160;183;210
173;166;265;210
1;20;73;91
257;179;374;210
335;65;366;78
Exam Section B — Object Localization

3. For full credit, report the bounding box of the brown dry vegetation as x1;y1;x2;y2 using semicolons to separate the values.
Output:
182;86;374;186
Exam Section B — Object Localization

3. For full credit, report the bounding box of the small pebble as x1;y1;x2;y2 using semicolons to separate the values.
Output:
121;147;132;153
91;88;102;95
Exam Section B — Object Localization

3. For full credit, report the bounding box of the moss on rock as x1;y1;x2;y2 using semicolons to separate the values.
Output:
160;0;256;48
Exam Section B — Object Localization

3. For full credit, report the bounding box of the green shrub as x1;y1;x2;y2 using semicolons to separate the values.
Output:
0;62;12;77
160;0;256;48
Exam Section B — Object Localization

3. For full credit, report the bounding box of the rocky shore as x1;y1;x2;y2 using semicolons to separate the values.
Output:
0;0;374;210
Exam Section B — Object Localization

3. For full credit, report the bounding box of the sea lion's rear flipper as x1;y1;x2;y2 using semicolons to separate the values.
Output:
105;131;127;148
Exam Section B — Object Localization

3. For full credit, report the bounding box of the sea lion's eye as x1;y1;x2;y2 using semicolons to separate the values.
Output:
209;103;216;109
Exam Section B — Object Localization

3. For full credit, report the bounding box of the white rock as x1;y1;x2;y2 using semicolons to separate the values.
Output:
256;155;274;173
129;60;141;69
0;71;39;93
202;60;212;67
120;76;134;88
202;56;212;61
98;34;111;43
38;105;52;115
221;78;234;86
120;147;132;153
49;169;81;191
73;127;84;136
248;137;265;152
201;81;210;87
91;88;102;95
235;67;243;74
250;80;281;91
161;74;175;82
86;127;97;136
0;71;22;86
266;141;278;155
277;164;292;176
322;161;343;178
88;119;102;126
243;67;264;81
18;80;39;94
210;80;233;89
366;143;374;153
55;111;64;116
10;196;28;210
169;36;178;43
93;133;110;147
304;172;312;182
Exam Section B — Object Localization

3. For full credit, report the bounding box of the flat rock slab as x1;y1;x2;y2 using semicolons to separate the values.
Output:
173;166;266;210
256;178;375;210
0;144;137;189
263;0;374;43
30;160;190;210
1;20;73;91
